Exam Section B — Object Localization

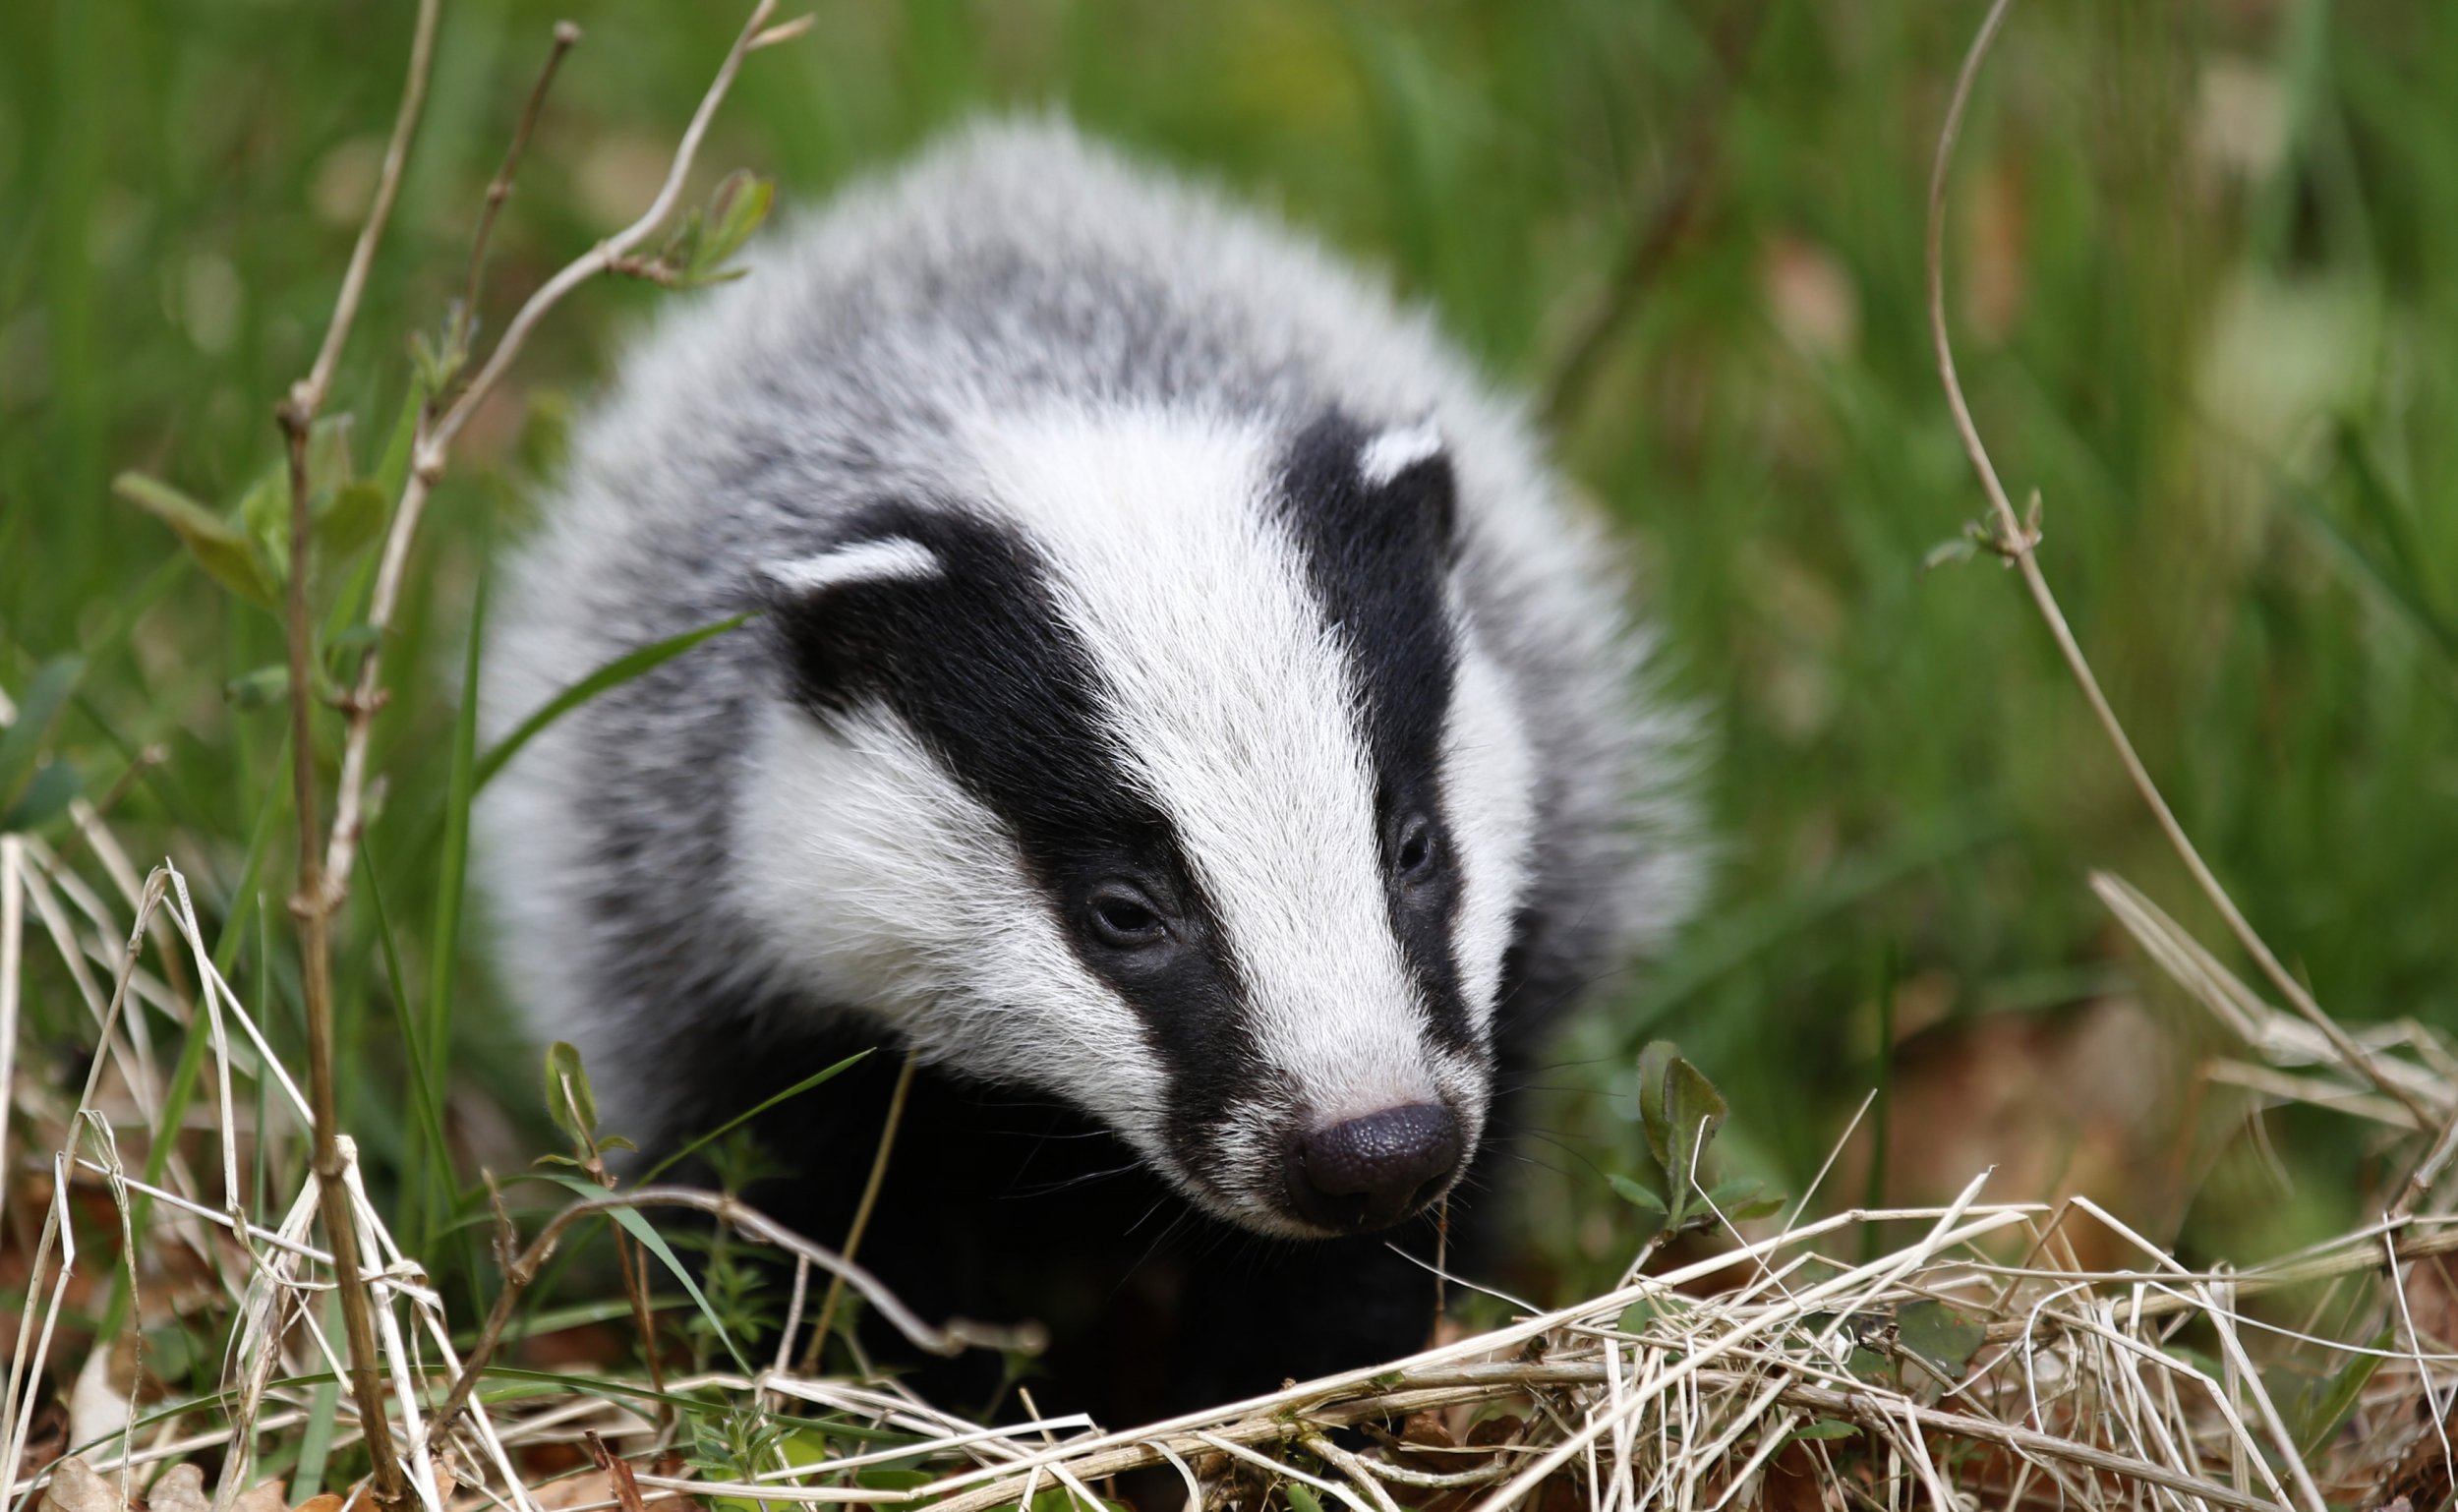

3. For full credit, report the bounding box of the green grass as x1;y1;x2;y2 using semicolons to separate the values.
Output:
3;0;2455;1371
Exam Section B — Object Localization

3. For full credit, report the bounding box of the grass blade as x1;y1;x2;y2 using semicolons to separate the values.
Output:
639;1049;873;1184
474;611;755;790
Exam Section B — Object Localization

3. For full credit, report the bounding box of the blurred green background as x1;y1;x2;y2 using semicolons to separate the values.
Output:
3;0;2454;1312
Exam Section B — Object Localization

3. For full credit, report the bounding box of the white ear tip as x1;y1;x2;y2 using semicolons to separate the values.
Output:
1358;417;1446;488
765;537;944;595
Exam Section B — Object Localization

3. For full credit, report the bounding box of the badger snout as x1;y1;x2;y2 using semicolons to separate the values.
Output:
1281;1102;1464;1232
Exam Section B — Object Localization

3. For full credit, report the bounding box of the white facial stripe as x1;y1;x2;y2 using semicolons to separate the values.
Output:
732;701;1175;1168
964;405;1443;1124
764;537;943;594
1358;417;1445;488
1439;613;1539;1026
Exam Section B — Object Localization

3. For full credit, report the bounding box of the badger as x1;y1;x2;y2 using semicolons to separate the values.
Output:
476;119;1699;1418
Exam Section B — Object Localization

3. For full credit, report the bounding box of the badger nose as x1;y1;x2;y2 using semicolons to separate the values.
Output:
1285;1103;1463;1231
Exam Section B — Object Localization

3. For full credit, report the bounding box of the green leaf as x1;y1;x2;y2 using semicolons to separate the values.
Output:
317;482;389;564
544;1041;598;1144
1636;1039;1678;1168
1;759;81;832
640;1049;873;1184
2293;1329;2389;1460
1609;1174;1666;1213
0;655;81;810
293;1302;344;1495
1897;1300;1985;1380
476;611;757;790
1704;1175;1786;1222
1662;1054;1728;1229
223;665;291;711
1284;1485;1325;1512
114;472;279;609
536;1170;751;1373
691;170;775;279
1778;1420;1861;1446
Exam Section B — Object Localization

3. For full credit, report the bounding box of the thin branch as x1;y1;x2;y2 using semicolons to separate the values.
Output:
1921;0;2432;1129
451;21;584;361
803;1049;919;1372
425;0;776;461
322;0;781;893
291;0;442;422
269;5;442;1504
423;1185;1041;1443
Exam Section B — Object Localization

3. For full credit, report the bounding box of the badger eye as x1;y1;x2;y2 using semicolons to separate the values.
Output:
1394;815;1438;880
1084;888;1168;948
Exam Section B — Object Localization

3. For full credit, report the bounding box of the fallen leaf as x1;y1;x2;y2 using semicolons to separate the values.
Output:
148;1465;208;1512
228;1480;286;1512
68;1340;139;1458
42;1458;124;1512
293;1495;344;1512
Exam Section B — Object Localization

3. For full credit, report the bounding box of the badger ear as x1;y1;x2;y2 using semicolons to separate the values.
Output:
758;535;944;711
1357;416;1458;560
758;536;944;600
1358;416;1446;489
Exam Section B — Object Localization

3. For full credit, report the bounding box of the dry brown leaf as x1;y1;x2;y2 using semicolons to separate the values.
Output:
227;1480;285;1512
42;1458;123;1512
292;1494;344;1512
67;1339;140;1457
148;1464;208;1512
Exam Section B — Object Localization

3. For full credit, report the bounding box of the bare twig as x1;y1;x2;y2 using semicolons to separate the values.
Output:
322;0;781;894
451;21;584;361
803;1048;920;1372
269;6;443;1504
290;0;441;421
1922;0;2432;1129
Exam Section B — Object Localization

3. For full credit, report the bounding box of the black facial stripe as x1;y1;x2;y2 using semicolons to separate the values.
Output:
763;499;1257;1172
1274;413;1479;1059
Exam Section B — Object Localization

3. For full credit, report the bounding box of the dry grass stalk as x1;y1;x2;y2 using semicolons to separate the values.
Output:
7;5;2449;1512
4;760;2446;1512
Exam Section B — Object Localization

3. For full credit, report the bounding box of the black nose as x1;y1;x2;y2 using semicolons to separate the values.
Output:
1285;1103;1463;1231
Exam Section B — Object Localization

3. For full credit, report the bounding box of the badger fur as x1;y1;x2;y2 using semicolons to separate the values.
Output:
477;120;1699;1417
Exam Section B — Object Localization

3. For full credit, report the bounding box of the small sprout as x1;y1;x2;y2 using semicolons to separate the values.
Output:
410;321;467;393
690;170;774;282
543;1039;599;1148
1921;534;1980;572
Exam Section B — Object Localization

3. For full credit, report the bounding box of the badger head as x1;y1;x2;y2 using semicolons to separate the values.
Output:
734;405;1540;1239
